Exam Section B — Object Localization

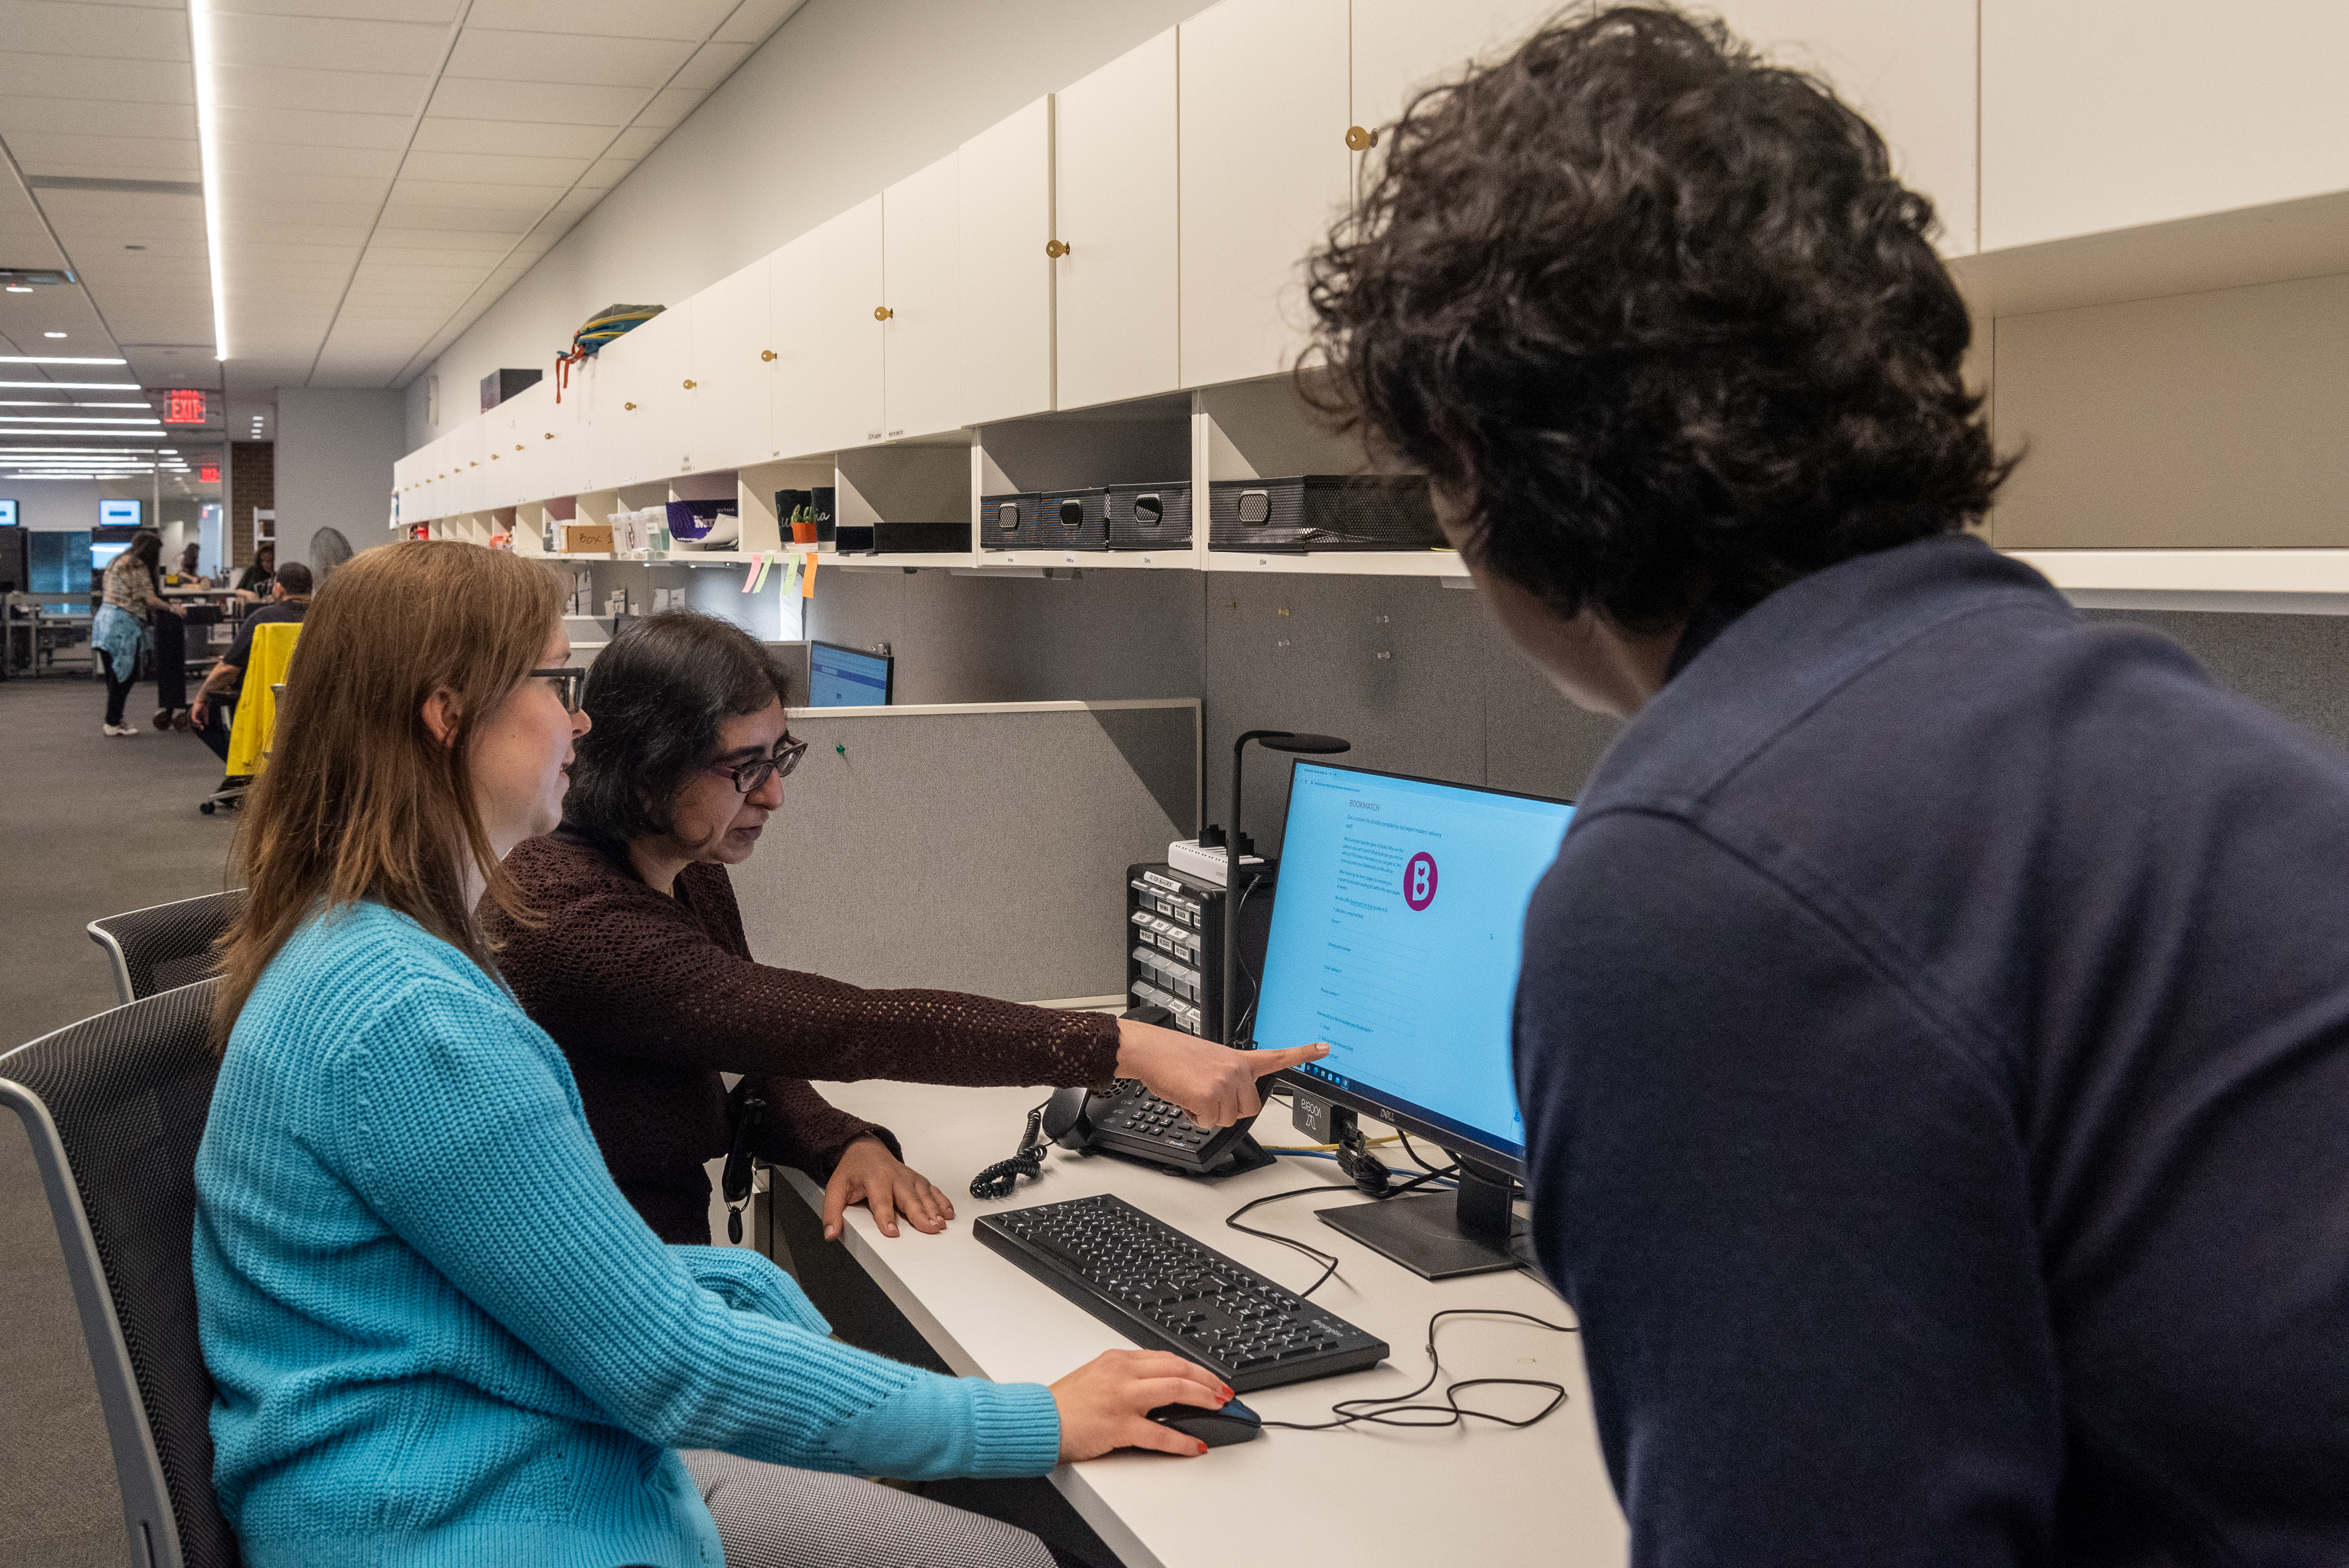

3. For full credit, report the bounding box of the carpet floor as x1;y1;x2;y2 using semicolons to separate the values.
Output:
2;670;242;1568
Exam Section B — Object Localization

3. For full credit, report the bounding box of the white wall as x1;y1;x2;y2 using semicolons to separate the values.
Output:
276;388;404;573
406;0;1200;453
5;480;104;530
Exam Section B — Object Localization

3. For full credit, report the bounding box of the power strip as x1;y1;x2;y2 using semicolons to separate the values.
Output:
1167;838;1267;888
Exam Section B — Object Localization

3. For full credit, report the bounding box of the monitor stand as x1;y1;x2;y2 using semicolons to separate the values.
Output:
1316;1155;1528;1281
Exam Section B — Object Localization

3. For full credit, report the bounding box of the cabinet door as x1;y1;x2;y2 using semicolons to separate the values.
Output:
1350;0;1553;140
497;379;555;505
602;300;691;482
687;255;772;469
1723;0;1976;255
772;195;886;457
959;95;1054;426
1055;28;1179;410
1982;0;2349;252
882;148;963;440
1179;0;1351;390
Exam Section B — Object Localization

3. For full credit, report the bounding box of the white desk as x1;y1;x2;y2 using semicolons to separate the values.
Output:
781;1080;1629;1568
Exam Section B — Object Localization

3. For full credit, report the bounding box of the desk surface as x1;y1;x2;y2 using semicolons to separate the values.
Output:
783;1080;1628;1568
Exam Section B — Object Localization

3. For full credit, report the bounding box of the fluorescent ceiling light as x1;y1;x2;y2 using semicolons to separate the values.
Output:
0;400;152;408
0;355;128;366
0;415;161;424
0;381;140;391
187;0;229;363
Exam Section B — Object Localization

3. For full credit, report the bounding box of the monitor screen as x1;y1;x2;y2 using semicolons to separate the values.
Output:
91;542;130;568
1255;761;1575;1169
99;498;141;528
0;500;16;526
805;641;892;707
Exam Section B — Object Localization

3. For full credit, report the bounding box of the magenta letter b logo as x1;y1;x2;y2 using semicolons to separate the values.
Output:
1404;852;1438;911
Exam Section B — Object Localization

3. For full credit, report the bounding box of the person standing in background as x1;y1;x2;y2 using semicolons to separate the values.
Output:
93;528;179;737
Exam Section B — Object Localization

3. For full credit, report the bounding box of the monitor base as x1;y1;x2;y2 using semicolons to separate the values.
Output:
1316;1193;1528;1281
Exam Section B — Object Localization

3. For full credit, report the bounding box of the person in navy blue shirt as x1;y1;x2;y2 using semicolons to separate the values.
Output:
1304;9;2349;1564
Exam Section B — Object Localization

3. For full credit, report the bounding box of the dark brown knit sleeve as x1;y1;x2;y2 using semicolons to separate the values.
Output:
746;1076;904;1181
503;846;1123;1091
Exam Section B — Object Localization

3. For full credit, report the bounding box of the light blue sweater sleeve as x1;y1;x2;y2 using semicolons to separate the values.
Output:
326;977;1059;1480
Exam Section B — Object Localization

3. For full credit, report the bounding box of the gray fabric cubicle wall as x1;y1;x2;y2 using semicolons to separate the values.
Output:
727;699;1198;1005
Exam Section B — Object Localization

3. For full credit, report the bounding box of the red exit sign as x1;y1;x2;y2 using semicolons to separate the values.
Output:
199;463;219;484
163;389;207;423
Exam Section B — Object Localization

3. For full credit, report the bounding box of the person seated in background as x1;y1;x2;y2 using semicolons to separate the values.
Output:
1301;7;2349;1562
230;542;274;602
196;540;1229;1568
190;561;311;764
171;540;201;582
487;610;1319;1247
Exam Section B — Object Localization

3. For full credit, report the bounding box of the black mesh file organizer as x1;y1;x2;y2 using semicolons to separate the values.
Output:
1105;482;1193;550
1207;473;1442;554
980;492;1036;551
1037;488;1108;550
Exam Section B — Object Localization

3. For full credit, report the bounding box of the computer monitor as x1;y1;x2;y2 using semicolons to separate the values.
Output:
805;640;892;708
1254;760;1574;1279
99;498;141;528
91;542;130;569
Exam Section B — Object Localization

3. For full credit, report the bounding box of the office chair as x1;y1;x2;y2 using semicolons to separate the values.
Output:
87;890;245;1006
201;623;299;816
0;981;241;1568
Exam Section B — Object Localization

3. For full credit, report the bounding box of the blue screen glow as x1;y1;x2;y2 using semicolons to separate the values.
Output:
806;643;891;707
1252;762;1573;1160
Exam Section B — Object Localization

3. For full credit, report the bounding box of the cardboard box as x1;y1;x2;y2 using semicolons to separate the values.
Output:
558;522;613;554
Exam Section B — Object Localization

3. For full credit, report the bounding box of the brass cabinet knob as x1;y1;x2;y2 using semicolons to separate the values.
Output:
1345;124;1378;151
682;378;696;389
490;453;498;460
624;402;637;411
514;443;523;451
544;432;553;438
874;305;893;321
760;349;777;362
1045;239;1071;258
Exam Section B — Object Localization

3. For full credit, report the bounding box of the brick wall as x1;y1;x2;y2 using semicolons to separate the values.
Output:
229;440;274;566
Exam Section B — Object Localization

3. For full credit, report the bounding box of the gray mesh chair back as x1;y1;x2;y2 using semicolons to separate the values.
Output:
88;890;244;1005
0;980;239;1568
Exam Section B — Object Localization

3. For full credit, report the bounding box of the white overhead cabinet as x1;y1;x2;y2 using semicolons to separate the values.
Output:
1981;0;2349;252
772;195;885;457
1348;0;1555;143
881;149;963;441
1054;28;1180;411
1178;0;1352;390
686;256;773;469
958;96;1056;426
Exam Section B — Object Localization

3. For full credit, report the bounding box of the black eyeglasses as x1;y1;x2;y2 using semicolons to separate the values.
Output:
529;667;586;713
706;735;807;794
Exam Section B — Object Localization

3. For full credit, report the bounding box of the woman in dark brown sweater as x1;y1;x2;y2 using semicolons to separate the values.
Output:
489;612;1321;1247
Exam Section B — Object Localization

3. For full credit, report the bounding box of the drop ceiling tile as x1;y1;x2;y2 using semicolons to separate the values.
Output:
575;155;634;190
212;63;433;118
407;115;608;159
626;86;701;131
444;29;692;90
366;224;521;252
423;76;636;127
213;140;403;180
31;189;204;224
0;1;191;62
0;97;196;139
213;104;411;150
598;123;667;161
209;10;451;75
394;148;589;185
218;171;394;205
670;40;751;93
215;0;461;24
372;201;534;232
5;131;201;173
464;0;730;41
17;160;203;186
219;199;385;230
0;54;194;104
716;0;802;45
542;187;599;218
205;220;370;246
384;177;563;210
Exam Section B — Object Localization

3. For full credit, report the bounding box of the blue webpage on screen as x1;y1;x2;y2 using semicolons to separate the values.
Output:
1252;762;1573;1158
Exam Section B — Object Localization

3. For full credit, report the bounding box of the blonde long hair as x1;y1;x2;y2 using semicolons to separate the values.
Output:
210;541;562;1048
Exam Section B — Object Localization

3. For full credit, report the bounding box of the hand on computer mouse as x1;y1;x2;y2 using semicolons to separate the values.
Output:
1114;1022;1331;1128
1050;1348;1231;1459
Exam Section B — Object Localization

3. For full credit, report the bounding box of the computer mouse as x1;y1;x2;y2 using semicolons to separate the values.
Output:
1145;1395;1261;1447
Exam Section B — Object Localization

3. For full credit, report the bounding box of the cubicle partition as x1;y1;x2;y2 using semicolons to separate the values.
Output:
728;698;1199;1005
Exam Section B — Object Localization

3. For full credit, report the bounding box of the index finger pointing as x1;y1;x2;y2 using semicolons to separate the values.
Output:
1249;1042;1332;1077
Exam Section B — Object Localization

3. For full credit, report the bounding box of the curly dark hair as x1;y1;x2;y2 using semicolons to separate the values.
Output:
565;610;792;853
1304;5;2008;632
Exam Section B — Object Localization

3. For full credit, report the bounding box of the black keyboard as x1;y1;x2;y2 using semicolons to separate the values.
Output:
975;1193;1389;1392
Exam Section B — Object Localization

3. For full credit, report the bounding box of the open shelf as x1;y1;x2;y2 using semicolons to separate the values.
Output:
2006;548;2349;615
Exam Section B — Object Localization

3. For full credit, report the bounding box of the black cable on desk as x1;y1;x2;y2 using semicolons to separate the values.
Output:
1224;1165;1454;1300
1259;1309;1579;1433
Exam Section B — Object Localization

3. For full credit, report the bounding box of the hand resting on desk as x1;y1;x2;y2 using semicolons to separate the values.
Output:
823;1132;954;1240
1116;1023;1330;1128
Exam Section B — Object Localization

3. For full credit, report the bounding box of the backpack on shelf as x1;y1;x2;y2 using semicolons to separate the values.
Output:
553;303;664;401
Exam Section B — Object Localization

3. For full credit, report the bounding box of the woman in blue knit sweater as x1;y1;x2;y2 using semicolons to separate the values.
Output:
192;541;1226;1568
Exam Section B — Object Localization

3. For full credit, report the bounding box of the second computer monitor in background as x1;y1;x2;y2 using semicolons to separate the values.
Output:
1255;760;1575;1277
805;640;893;708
